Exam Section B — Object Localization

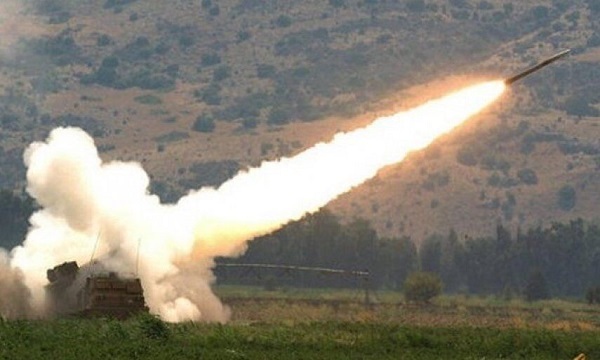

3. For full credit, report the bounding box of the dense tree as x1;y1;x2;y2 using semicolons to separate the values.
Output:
524;270;550;301
419;234;442;274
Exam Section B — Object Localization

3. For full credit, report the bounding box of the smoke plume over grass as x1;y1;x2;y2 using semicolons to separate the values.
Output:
4;81;505;321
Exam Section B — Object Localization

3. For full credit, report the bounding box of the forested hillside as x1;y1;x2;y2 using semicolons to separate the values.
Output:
0;0;599;242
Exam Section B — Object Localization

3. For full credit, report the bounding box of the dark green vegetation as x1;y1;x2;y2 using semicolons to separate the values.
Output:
218;210;600;301
0;315;598;359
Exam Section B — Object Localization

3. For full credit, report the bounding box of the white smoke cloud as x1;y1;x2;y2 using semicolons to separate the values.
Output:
8;81;505;322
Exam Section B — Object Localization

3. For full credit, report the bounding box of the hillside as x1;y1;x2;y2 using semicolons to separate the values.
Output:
0;0;598;242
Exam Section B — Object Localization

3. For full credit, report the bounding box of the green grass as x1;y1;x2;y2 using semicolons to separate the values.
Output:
214;285;600;330
215;285;593;310
0;316;597;359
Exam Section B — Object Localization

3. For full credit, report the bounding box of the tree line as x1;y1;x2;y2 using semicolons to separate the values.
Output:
217;209;600;301
0;190;597;300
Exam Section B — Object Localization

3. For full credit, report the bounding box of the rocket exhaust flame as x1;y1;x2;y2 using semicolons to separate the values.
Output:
5;81;505;322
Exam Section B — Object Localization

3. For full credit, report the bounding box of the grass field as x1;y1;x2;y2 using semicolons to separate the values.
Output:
2;287;598;359
0;316;598;359
216;285;600;330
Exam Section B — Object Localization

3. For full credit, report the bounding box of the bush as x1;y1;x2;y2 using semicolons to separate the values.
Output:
104;0;137;9
557;185;576;211
530;5;550;20
517;168;538;185
404;272;442;303
137;314;170;340
209;6;220;16
213;65;230;82
134;94;162;105
200;84;222;106
406;0;426;12
192;114;216;133
126;70;175;90
97;34;112;47
237;30;251;42
477;1;494;10
275;15;292;28
201;53;221;67
456;147;477;166
257;64;276;79
242;117;259;129
268;107;291;125
563;95;600;117
179;34;195;48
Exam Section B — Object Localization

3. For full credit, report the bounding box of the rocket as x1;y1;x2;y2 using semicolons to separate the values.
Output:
504;49;570;85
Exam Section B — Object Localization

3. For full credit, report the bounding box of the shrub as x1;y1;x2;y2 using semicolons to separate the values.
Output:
557;185;576;211
530;5;550;20
127;70;175;90
456;147;477;166
209;6;220;16
275;15;292;28
104;0;137;9
154;131;190;143
242;117;259;129
201;53;221;67
97;34;112;47
155;41;171;55
449;0;469;8
165;64;180;78
256;64;276;79
192;114;216;133
200;84;222;106
213;65;231;82
134;94;162;105
563;95;600;117
102;56;120;68
517;168;538;185
407;0;426;12
237;30;251;42
179;34;195;48
268;107;291;125
137;314;170;340
477;1;494;10
404;272;442;303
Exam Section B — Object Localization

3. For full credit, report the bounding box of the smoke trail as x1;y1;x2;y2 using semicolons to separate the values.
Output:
9;81;505;321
